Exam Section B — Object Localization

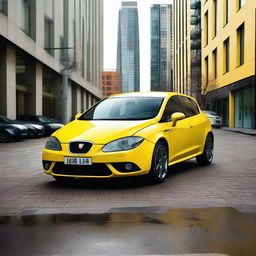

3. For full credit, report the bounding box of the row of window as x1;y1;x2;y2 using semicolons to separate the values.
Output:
102;87;120;91
204;0;245;46
102;75;120;80
102;81;120;85
204;22;244;80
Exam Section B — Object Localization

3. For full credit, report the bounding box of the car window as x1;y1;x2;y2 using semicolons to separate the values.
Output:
160;96;184;122
179;96;199;118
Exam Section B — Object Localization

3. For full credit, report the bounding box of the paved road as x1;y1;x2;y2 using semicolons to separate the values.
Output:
0;129;255;215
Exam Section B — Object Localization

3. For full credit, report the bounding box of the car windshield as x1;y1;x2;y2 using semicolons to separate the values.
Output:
79;97;165;120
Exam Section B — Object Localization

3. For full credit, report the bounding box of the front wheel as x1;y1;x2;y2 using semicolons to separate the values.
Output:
148;141;168;184
196;134;214;165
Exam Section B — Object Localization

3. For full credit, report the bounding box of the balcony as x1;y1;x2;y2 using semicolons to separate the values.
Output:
191;16;201;25
191;0;201;10
191;28;201;40
191;40;201;50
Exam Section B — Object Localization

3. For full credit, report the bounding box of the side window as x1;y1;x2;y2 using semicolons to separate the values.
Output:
179;96;199;117
160;96;184;122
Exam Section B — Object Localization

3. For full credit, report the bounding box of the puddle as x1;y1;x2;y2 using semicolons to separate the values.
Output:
0;207;255;255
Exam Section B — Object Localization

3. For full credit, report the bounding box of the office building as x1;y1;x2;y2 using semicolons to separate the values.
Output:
101;71;121;97
117;1;140;93
0;0;103;123
151;4;173;92
202;0;256;129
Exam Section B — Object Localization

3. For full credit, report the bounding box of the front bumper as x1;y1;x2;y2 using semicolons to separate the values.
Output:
42;139;155;178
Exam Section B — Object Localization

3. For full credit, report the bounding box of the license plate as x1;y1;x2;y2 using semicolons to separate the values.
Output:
64;157;92;165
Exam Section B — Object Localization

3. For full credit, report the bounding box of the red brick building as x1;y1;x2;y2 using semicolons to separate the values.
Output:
101;71;121;97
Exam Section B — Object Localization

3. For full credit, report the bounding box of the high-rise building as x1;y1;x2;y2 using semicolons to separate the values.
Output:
172;0;202;98
151;4;172;92
117;1;140;93
202;0;256;129
0;0;103;123
101;71;121;97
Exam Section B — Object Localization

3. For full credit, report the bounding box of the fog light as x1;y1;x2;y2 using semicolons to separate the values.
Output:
43;160;52;170
125;163;133;171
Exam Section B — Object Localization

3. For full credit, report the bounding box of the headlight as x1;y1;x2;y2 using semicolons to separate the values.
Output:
45;136;62;151
6;128;16;135
102;136;144;152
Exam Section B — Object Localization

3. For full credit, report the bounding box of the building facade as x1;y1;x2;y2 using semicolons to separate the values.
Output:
150;4;173;92
117;1;140;93
0;0;103;123
101;71;121;97
202;0;256;129
172;0;202;99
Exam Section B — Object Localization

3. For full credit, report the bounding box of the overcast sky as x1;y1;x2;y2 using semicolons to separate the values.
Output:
104;0;173;91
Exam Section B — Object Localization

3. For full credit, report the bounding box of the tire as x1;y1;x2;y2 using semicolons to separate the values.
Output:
53;176;75;182
0;131;12;143
196;134;214;165
148;141;168;184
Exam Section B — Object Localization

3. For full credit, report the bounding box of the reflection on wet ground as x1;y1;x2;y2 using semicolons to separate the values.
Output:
0;207;255;256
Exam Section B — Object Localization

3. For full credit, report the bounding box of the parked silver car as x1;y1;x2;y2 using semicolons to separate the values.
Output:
203;111;222;128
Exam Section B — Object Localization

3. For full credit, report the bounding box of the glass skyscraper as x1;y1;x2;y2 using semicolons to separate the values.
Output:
117;2;140;92
151;4;172;92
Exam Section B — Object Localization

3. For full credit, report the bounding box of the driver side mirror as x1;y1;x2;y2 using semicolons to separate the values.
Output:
74;113;81;120
171;112;185;127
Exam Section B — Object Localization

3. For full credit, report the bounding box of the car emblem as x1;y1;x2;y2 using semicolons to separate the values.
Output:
78;143;84;149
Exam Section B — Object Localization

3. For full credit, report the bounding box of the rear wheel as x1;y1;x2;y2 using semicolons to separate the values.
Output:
196;134;214;165
148;141;168;184
53;176;75;182
0;131;12;143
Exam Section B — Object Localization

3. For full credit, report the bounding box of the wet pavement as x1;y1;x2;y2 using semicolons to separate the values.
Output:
0;129;256;255
0;207;255;255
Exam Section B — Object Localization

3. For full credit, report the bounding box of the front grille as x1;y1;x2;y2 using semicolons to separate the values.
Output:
52;162;112;176
69;141;93;154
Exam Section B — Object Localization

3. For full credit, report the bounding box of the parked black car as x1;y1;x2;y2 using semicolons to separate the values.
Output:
0;116;29;138
18;115;64;136
15;120;46;137
0;124;21;143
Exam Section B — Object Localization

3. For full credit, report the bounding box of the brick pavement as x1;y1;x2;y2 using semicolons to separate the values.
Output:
0;130;255;215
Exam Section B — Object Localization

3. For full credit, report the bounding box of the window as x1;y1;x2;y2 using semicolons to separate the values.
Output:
160;96;184;122
213;48;218;78
20;0;31;36
224;0;230;25
44;17;54;55
204;11;208;46
106;87;111;91
237;23;244;66
223;38;230;73
238;0;245;10
107;75;112;80
213;0;218;37
0;0;7;15
179;96;199;117
205;56;209;83
106;81;112;85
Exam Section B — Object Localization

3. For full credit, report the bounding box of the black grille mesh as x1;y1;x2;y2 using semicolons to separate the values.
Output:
52;162;112;176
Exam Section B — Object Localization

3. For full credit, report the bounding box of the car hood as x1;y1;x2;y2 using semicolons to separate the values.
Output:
53;119;158;144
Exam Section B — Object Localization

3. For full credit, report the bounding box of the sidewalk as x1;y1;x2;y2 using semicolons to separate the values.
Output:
221;127;256;136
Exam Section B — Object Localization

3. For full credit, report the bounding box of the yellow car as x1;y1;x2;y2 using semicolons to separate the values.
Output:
42;92;213;183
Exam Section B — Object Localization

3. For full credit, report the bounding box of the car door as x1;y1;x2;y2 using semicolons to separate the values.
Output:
159;96;192;163
178;96;202;155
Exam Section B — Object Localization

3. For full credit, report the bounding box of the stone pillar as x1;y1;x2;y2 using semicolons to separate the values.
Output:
0;44;16;119
71;84;77;117
229;91;234;128
54;74;63;121
67;80;72;122
76;86;81;114
25;61;42;116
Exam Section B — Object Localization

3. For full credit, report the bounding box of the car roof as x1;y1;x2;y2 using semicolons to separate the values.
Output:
109;91;189;99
